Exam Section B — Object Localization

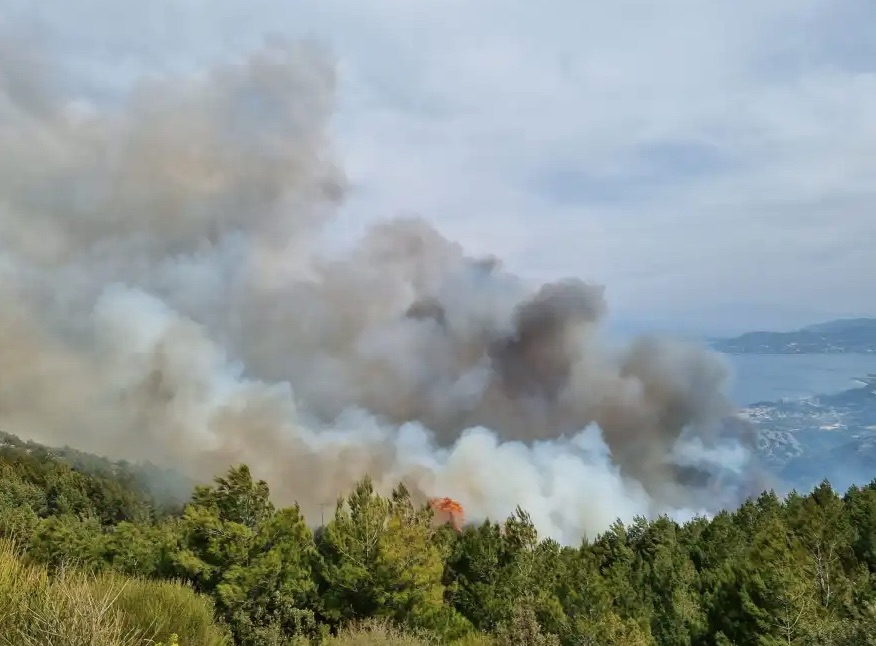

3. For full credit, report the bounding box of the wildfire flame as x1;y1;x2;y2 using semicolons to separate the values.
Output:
428;497;465;532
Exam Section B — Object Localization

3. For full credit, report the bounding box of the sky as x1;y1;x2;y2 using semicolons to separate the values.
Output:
3;0;876;336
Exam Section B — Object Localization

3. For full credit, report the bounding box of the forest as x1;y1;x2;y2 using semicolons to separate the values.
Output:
2;430;876;646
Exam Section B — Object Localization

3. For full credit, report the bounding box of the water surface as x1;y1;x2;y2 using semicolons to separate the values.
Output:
724;353;876;406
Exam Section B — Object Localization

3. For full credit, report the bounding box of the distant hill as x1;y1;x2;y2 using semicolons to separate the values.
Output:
0;429;194;514
710;318;876;354
747;374;876;494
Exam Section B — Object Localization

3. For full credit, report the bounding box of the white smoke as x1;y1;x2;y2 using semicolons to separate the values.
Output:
0;33;763;544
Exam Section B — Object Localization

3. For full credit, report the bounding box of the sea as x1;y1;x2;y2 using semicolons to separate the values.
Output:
724;352;876;407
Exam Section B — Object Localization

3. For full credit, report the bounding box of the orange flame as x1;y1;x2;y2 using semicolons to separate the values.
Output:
428;497;465;531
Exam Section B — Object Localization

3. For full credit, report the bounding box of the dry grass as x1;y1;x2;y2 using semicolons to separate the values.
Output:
324;618;439;646
447;634;496;646
0;539;228;646
324;619;497;646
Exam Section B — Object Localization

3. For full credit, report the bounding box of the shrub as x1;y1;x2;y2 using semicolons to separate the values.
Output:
0;539;229;645
325;618;437;646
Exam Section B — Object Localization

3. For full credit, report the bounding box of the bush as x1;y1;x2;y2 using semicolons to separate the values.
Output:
100;574;229;645
324;618;437;646
494;602;560;646
0;539;229;645
448;634;496;646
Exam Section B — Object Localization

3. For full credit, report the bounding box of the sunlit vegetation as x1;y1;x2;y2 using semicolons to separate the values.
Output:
3;429;876;645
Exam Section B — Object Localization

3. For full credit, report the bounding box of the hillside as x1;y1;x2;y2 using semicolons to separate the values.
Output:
0;429;194;515
747;374;876;493
5;429;876;643
710;318;876;354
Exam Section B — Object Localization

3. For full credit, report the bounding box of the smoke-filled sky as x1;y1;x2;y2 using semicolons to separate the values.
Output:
0;3;786;543
4;0;876;335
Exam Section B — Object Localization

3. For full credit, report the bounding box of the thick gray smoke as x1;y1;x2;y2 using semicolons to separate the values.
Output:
0;35;763;543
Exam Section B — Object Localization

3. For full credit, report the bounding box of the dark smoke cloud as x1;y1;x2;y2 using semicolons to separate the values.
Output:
0;31;762;543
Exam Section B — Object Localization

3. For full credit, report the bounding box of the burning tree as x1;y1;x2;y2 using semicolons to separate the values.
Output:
428;497;465;532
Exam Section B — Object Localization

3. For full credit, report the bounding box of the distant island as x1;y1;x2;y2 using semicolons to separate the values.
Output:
710;318;876;354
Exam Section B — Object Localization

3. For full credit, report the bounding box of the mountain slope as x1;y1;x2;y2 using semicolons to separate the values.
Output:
711;318;876;354
746;374;876;492
0;430;194;515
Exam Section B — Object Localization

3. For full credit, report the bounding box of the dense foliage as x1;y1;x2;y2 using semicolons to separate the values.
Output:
3;430;876;645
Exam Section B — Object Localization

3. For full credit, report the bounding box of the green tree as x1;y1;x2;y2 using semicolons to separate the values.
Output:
733;515;818;645
787;482;858;615
629;515;704;644
0;466;44;541
317;478;448;632
173;465;317;645
27;514;108;571
444;509;544;633
103;519;179;578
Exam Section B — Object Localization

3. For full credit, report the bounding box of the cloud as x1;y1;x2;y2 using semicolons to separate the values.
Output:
3;0;875;336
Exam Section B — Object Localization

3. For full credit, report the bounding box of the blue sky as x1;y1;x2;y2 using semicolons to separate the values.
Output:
4;0;876;335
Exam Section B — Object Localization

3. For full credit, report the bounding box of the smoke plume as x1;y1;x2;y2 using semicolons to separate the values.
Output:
0;35;763;543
